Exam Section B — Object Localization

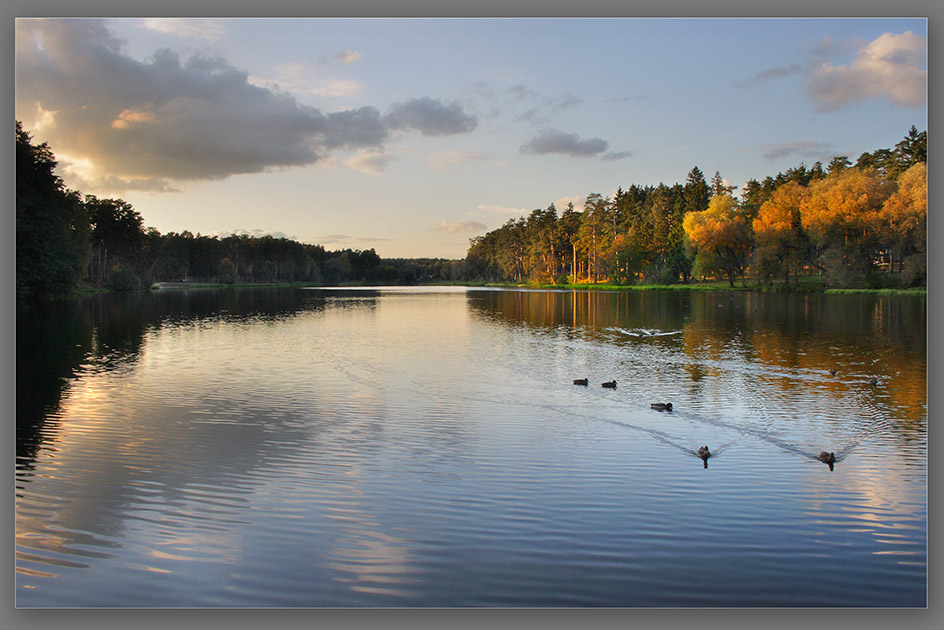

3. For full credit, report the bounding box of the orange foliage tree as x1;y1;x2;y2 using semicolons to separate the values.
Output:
880;162;927;281
752;181;811;285
800;167;895;282
683;194;753;286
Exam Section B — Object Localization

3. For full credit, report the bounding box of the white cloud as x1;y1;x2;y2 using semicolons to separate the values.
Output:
806;31;927;110
336;50;363;64
432;220;487;233
554;196;585;211
426;149;492;173
139;18;228;41
252;62;364;98
345;152;393;175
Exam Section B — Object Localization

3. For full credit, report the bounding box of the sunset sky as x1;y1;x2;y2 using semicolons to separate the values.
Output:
14;17;928;258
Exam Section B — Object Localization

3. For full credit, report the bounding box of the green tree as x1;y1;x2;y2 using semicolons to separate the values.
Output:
84;195;145;286
15;121;90;299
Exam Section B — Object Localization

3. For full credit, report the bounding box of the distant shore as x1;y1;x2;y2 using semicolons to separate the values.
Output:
146;280;926;297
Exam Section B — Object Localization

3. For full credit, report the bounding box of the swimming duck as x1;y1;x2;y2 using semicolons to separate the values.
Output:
602;380;617;389
650;402;673;411
868;377;878;385
697;446;711;468
828;369;838;376
819;451;836;464
573;378;589;386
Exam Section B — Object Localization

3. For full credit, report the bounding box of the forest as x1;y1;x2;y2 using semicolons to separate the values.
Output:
16;121;926;300
16;121;463;299
463;126;927;289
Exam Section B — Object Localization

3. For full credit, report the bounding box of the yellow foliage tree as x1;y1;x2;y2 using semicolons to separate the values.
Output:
752;181;811;284
800;167;895;279
880;162;927;277
683;194;752;286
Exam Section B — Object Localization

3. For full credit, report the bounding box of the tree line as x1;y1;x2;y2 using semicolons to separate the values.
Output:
16;121;456;299
462;126;927;289
17;120;927;300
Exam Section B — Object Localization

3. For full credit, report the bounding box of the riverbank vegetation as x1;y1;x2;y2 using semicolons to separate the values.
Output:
17;121;926;300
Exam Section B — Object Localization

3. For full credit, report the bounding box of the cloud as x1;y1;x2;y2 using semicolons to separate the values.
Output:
432;220;487;233
750;140;834;161
139;18;228;41
383;97;477;136
507;85;583;124
345;152;393;175
554;196;585;211
601;151;633;161
734;63;803;87
336;50;363;64
519;129;609;158
806;31;926;110
15;19;391;189
426;149;492;173
251;62;363;98
13;19;479;193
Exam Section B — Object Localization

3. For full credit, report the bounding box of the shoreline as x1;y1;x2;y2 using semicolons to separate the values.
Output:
144;280;926;297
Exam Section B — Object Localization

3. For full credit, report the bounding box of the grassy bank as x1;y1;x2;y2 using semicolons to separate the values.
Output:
453;279;926;296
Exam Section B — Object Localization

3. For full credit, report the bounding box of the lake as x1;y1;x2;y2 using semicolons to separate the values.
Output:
15;286;927;607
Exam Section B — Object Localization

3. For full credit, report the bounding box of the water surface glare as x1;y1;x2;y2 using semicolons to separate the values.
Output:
16;287;927;606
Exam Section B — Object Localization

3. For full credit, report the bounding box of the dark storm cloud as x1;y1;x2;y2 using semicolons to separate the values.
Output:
382;97;478;136
519;129;609;158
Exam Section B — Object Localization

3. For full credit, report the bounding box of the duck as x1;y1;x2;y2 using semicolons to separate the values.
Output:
697;445;711;468
650;402;673;411
602;380;617;389
573;378;589;386
828;368;838;376
868;377;878;385
818;451;836;464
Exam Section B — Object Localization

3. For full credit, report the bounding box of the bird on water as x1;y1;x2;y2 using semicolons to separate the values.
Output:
602;380;617;388
573;378;589;386
697;446;711;468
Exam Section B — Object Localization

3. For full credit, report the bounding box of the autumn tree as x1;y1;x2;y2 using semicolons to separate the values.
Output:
752;181;811;285
879;162;927;283
800;167;896;283
683;193;753;287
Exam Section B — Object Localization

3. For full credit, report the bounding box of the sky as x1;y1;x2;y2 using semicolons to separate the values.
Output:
14;17;928;259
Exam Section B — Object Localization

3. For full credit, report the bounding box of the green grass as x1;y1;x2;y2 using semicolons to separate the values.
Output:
825;287;927;296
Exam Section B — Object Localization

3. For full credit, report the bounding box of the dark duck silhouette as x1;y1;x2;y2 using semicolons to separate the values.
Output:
650;402;673;411
573;378;589;386
601;380;617;389
828;368;838;376
819;451;836;471
697;445;711;468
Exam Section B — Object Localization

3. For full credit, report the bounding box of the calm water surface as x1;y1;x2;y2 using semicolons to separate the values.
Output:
16;287;927;607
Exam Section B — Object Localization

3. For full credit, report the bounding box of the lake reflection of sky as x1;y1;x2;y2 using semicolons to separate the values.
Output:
16;288;926;606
